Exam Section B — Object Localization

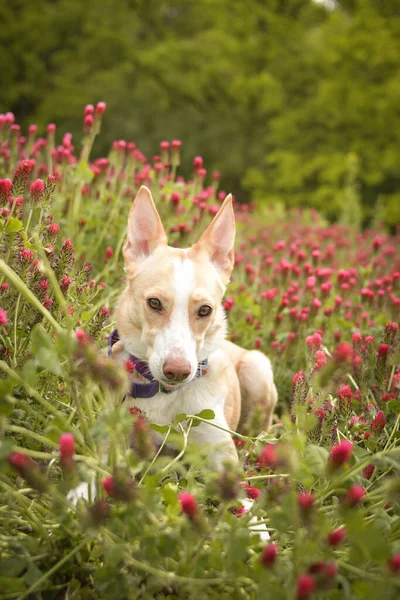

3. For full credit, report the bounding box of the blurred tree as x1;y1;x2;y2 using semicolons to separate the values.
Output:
1;0;399;225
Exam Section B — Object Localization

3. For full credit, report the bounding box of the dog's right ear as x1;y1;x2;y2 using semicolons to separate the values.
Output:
123;186;167;264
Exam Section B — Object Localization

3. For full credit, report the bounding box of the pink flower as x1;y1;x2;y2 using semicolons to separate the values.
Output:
179;492;199;518
103;476;115;497
95;102;106;116
344;484;365;507
258;444;278;468
329;440;353;470
59;433;75;460
298;492;315;513
193;156;203;170
0;308;7;325
314;350;327;369
377;343;389;358
48;223;60;237
261;543;278;567
333;342;354;364
124;360;136;374
170;191;181;205
362;464;375;479
338;385;352;410
297;574;315;600
0;178;13;201
389;554;400;573
327;527;345;547
231;505;246;518
371;410;386;433
30;179;45;202
245;485;261;500
105;246;113;259
84;115;94;130
8;452;31;471
306;332;322;351
292;371;306;387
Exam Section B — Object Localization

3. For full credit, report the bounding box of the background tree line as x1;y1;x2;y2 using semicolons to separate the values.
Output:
1;0;400;226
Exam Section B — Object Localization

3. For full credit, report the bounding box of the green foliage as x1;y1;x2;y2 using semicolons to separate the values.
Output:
1;1;400;224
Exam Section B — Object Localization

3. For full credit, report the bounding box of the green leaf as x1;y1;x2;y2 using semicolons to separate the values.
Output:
172;413;187;426
195;409;215;421
23;563;43;586
150;423;170;434
30;324;53;353
304;444;329;476
388;399;400;415
0;577;26;593
30;324;62;375
0;439;14;461
5;218;23;233
0;558;26;578
22;360;38;387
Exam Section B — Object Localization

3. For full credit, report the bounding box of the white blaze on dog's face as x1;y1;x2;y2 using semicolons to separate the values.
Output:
116;186;235;386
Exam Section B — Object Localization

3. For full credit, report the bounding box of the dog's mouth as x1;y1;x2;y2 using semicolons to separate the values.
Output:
158;377;192;391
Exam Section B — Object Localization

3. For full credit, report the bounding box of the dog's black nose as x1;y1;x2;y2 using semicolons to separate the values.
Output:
163;358;191;382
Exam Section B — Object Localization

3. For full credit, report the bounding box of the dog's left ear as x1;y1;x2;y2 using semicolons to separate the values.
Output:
193;194;236;280
123;186;167;264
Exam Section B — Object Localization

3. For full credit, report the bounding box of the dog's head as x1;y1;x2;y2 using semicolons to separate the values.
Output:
116;186;235;388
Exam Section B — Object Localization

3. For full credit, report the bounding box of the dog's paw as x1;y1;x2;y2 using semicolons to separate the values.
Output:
242;499;270;542
67;480;95;505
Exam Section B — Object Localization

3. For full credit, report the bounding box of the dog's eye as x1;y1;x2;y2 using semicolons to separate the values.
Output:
147;298;162;312
198;305;212;318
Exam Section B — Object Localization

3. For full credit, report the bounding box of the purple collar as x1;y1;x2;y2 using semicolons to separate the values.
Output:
108;329;208;399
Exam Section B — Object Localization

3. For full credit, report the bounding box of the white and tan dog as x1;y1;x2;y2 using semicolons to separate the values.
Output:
111;186;277;468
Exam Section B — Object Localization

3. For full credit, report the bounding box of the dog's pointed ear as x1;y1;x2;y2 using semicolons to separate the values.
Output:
123;186;167;263
193;194;236;280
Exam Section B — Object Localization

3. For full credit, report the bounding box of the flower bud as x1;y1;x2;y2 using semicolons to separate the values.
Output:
297;574;315;600
261;543;278;567
0;308;8;326
8;452;49;493
327;527;345;547
328;440;353;471
343;484;365;507
179;491;199;520
389;554;400;574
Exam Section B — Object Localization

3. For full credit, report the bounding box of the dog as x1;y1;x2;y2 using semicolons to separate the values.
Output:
110;186;278;468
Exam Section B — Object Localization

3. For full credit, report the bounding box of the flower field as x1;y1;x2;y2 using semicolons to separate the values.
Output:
0;105;399;599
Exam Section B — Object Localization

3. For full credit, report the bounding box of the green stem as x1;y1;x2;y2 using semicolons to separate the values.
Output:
185;415;251;441
10;445;54;460
12;294;21;366
24;208;34;235
161;420;192;473
387;364;396;393
138;426;172;485
0;260;61;332
337;561;391;583
7;425;59;449
245;473;290;481
384;413;400;452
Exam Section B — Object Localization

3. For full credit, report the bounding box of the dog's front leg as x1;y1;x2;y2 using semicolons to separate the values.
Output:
188;411;238;470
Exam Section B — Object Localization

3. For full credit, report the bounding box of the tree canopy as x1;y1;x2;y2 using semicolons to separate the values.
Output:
1;0;399;225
